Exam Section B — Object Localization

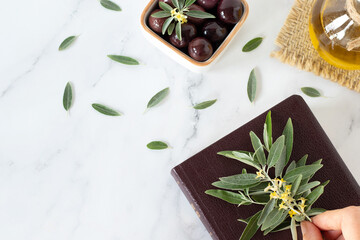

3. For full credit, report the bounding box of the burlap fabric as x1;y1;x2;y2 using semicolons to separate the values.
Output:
271;0;360;92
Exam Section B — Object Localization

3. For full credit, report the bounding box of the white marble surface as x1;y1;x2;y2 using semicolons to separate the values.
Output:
1;0;360;239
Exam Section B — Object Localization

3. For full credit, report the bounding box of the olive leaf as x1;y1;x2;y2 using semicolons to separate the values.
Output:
291;174;303;196
238;216;253;224
267;135;285;167
151;11;171;18
159;2;173;11
175;21;182;40
92;103;121;116
306;186;324;208
306;208;326;216
296;181;320;195
263;111;273;151
186;10;215;19
222;151;261;170
147;87;170;109
100;0;121;11
59;36;77;51
261;209;287;231
258;199;275;226
301;87;322;97
108;55;139;65
290;218;298;240
284;164;323;182
212;181;260;190
275;148;286;177
285;160;297;174
247;69;257;103
205;189;251;205
167;22;175;35
242;37;263;52
184;0;197;8
239;211;262;240
219;173;259;186
147;141;169;150
63;82;73;111
193;99;217;110
249;131;266;165
162;17;174;35
282;118;293;165
172;0;180;9
297;154;308;167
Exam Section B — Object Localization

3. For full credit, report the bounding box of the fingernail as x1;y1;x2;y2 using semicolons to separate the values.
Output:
301;222;309;239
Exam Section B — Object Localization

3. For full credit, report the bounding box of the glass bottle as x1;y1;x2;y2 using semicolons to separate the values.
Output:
309;0;360;70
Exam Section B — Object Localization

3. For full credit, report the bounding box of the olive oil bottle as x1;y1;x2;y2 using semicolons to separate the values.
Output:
309;0;360;70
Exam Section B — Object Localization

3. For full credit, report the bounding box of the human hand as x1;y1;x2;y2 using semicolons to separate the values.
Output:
301;206;360;240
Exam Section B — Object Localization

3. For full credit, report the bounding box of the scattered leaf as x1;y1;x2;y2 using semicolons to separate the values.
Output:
147;87;170;109
59;36;77;51
92;103;121;116
193;99;217;110
100;0;121;11
247;69;257;103
147;141;169;150
63;82;73;111
301;87;321;97
239;211;262;240
107;55;139;65
242;37;263;52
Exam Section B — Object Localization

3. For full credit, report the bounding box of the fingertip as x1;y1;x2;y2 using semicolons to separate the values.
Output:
301;221;323;240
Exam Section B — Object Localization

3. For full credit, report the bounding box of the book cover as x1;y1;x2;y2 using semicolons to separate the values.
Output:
171;95;360;240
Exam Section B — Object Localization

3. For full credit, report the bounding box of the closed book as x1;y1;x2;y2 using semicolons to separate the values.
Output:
171;95;360;240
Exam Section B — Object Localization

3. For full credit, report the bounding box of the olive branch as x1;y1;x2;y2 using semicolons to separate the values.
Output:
205;111;329;240
151;0;215;40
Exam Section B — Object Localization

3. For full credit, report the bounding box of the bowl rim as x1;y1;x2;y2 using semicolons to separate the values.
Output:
140;0;249;67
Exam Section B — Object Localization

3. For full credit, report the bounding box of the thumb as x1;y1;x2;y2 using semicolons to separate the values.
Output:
301;221;323;240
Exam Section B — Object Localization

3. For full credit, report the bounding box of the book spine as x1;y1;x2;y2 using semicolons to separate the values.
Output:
171;167;219;240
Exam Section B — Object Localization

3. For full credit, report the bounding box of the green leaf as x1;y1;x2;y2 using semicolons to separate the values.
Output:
220;173;260;186
312;159;323;165
272;220;292;232
290;218;298;240
159;2;173;11
320;180;330;187
242;169;250;196
265;111;273;149
178;0;185;8
261;208;287;231
296;181;320;195
267;135;285;167
301;87;321;97
100;0;121;11
93;103;118;117
306;186;324;208
251;194;270;203
285;160;296;174
212;181;260;190
184;0;196;8
175;21;182;41
147;87;170;109
297;154;308;167
151;11;171;18
92;103;121;116
306;208;326;216
238;216;252;224
275;148;286;177
186;10;215;19
205;190;251;205
263;211;289;235
284;164;323;182
167;22;175;35
59;36;77;51
282;118;293;165
291;174;303;196
172;0;180;9
249;131;266;165
162;17;174;35
247;69;257;103
258;199;275;226
63;82;73;111
229;151;261;170
147;141;169;150
242;37;263;52
107;55;139;65
193;99;217;110
239;211;262;240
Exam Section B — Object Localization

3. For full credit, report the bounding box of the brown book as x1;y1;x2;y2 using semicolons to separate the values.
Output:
171;95;360;240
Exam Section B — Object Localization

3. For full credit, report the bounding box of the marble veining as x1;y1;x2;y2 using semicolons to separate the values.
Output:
0;0;359;239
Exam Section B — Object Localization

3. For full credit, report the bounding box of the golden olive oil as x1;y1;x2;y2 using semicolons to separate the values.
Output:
309;0;360;70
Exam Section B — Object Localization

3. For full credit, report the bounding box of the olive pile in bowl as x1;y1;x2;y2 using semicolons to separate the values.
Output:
148;0;244;62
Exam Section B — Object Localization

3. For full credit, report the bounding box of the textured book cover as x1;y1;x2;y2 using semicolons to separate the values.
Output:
171;95;360;240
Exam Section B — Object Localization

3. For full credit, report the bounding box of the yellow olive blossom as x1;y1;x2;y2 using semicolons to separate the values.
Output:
285;185;292;192
288;209;298;218
298;197;307;212
270;192;279;199
279;202;288;210
171;9;178;17
256;170;265;179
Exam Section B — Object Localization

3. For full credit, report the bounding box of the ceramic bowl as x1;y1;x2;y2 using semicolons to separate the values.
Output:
140;0;249;72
